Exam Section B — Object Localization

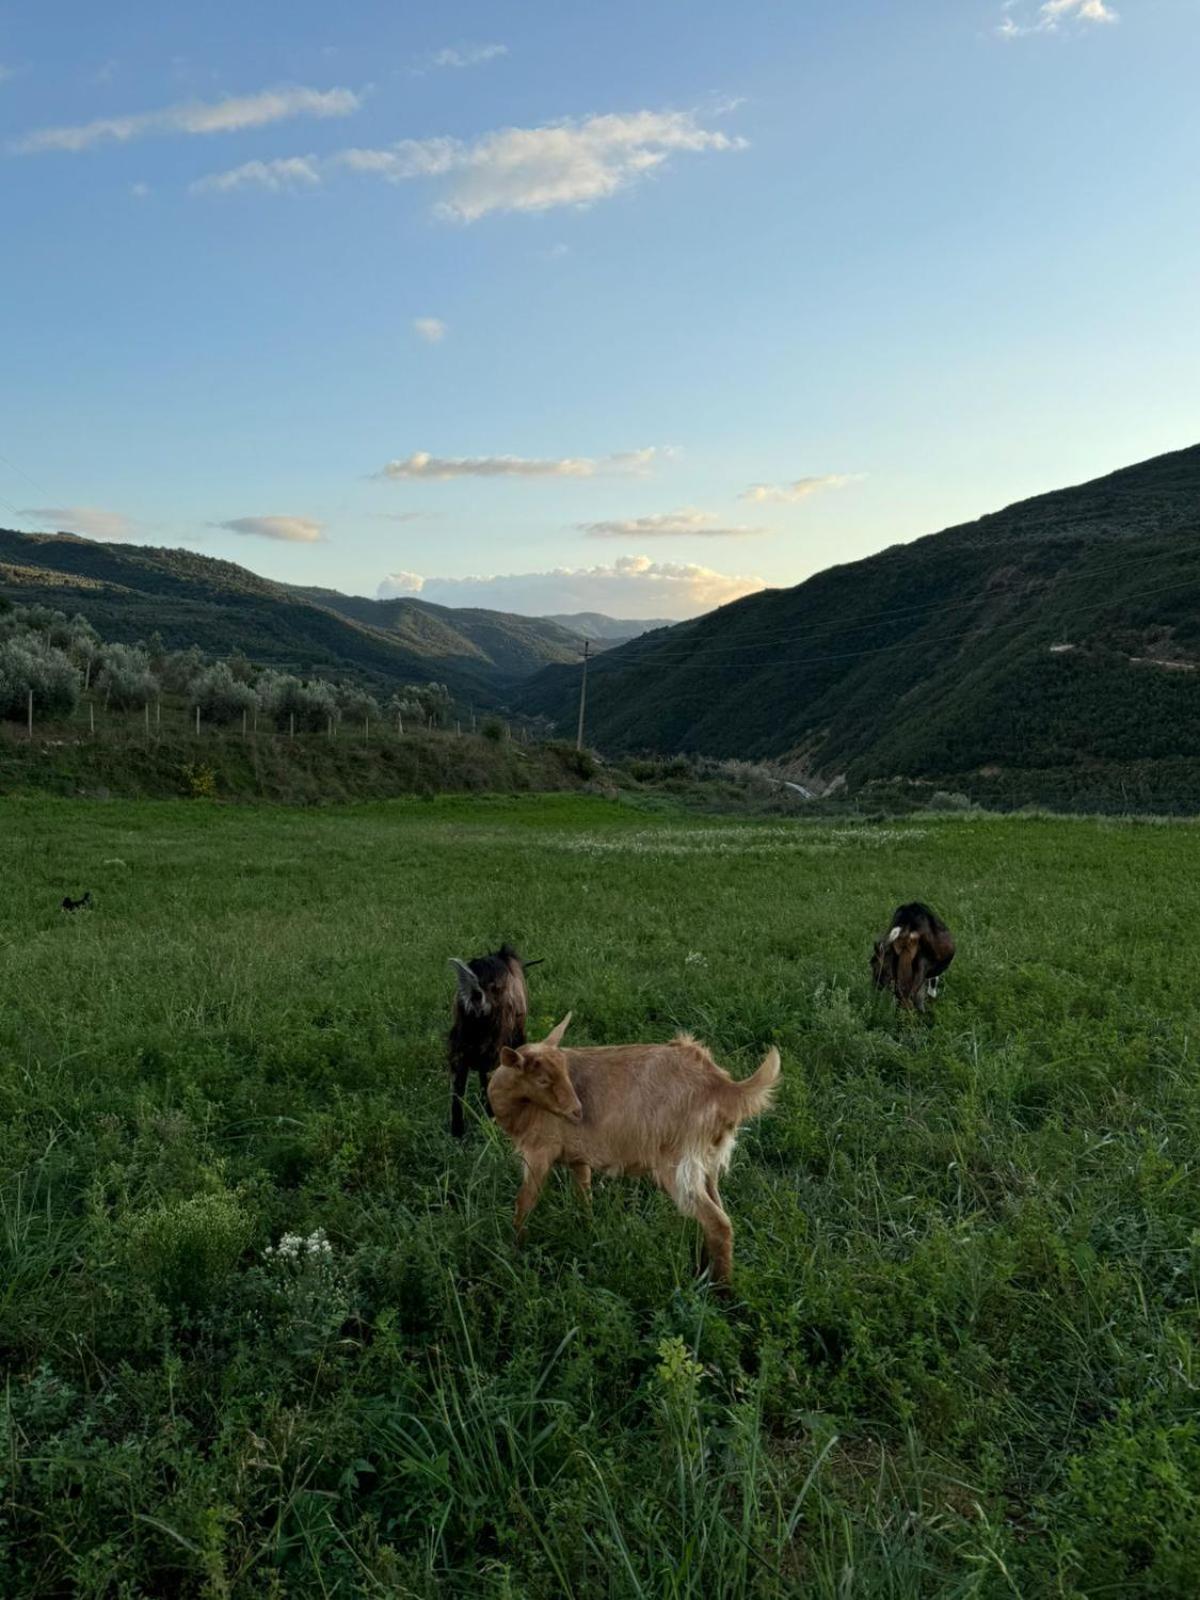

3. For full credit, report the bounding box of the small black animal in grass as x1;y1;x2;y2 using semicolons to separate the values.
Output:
871;902;955;1011
61;891;93;913
447;945;542;1138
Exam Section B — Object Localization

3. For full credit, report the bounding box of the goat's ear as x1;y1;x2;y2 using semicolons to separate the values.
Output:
449;958;484;998
543;1012;572;1048
886;926;903;947
498;1046;522;1069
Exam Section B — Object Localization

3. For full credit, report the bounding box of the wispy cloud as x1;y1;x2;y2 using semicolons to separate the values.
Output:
191;156;322;193
375;447;662;481
0;63;15;85
413;316;447;343
215;515;324;543
129;181;151;198
22;505;135;540
997;0;1117;37
578;508;764;539
14;84;362;154
194;106;746;221
739;474;858;505
430;43;508;69
378;553;762;620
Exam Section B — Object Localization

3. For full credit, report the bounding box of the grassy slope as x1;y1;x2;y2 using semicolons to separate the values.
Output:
2;795;1199;1596
516;444;1200;793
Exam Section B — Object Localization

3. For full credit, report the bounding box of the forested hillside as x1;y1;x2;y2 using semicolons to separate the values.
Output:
516;444;1200;805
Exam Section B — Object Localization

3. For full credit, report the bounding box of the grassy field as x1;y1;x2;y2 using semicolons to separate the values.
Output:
2;794;1199;1598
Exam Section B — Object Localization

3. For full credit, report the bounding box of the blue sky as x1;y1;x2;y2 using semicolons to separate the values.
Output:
1;0;1197;618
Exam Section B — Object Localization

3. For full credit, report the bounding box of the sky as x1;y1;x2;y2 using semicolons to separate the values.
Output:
1;0;1198;620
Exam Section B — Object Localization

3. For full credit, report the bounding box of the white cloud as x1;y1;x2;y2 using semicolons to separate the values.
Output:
129;181;151;198
191;156;322;194
375;446;662;482
578;508;764;539
430;44;508;69
997;0;1117;35
194;106;746;221
413;316;447;343
377;553;763;620
22;505;135;540
14;84;361;154
215;515;324;543
739;474;858;504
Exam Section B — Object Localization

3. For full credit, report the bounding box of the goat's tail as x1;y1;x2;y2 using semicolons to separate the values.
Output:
732;1046;781;1122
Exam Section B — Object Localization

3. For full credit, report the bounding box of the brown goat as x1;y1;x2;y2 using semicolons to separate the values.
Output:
447;945;540;1138
487;1014;781;1283
871;901;955;1010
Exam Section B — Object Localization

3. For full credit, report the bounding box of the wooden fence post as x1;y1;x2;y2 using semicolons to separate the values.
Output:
289;712;295;740
195;705;200;736
89;701;95;737
27;689;33;740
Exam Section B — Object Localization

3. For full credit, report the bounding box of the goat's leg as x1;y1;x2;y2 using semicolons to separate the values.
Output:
477;1063;495;1118
690;1190;735;1284
571;1162;593;1214
514;1155;551;1240
450;1062;469;1139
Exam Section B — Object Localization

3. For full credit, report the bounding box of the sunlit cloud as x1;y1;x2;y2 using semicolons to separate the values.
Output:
22;505;136;540
215;515;324;543
413;316;447;343
578;508;764;539
194;106;746;221
997;0;1117;36
378;553;763;620
375;446;662;481
739;474;859;504
14;84;361;154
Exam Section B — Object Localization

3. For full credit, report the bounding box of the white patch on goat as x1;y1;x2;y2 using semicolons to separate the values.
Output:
671;1152;709;1215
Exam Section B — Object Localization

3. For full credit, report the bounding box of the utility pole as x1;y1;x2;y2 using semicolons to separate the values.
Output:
575;640;590;751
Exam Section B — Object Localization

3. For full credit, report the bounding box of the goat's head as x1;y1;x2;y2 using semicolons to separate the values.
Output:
871;925;922;1000
449;946;535;1018
497;1013;582;1122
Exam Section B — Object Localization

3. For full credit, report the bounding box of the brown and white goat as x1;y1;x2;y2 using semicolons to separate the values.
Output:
447;945;541;1138
487;1014;781;1283
871;902;955;1011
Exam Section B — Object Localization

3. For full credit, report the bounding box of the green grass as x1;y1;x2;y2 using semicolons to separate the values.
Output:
2;793;1198;1597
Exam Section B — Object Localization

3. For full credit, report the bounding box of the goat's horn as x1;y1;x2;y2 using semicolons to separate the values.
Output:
449;958;483;991
544;1012;572;1047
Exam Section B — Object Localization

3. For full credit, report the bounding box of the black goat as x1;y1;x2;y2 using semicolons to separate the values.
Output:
871;902;955;1011
61;891;93;913
447;945;541;1138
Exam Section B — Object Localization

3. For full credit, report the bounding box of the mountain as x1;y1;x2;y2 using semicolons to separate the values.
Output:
515;444;1200;803
542;612;676;646
0;531;583;703
284;587;585;676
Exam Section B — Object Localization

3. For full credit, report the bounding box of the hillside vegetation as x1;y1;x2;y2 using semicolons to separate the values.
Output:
517;444;1200;808
0;531;587;702
2;796;1199;1595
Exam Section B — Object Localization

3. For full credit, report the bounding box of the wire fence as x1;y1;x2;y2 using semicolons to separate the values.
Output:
2;692;532;749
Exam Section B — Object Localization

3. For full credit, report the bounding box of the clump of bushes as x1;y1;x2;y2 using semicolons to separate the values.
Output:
0;633;81;720
191;661;258;725
95;643;159;709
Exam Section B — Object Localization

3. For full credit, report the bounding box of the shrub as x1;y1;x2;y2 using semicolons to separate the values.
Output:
480;716;506;743
95;643;159;709
191;661;257;725
256;671;339;732
0;634;82;721
181;761;217;799
125;1192;252;1314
